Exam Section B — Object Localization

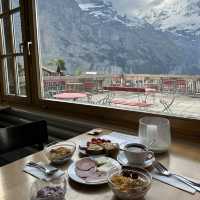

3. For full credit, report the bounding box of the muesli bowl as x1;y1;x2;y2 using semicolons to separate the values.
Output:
107;168;152;200
44;141;76;165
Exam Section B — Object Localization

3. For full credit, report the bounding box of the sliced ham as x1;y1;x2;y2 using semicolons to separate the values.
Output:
75;167;96;178
76;158;96;171
75;158;107;182
85;171;107;182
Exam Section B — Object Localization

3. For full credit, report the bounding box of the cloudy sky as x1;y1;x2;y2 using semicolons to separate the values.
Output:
107;0;164;16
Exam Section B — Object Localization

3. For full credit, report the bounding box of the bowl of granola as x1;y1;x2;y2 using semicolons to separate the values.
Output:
108;168;152;200
44;141;76;165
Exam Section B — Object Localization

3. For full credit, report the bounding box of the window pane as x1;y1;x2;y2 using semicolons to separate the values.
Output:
2;57;27;96
11;0;19;9
3;57;15;95
0;0;27;98
1;0;10;13
16;56;26;96
2;15;13;54
0;18;5;53
36;0;200;118
12;11;22;53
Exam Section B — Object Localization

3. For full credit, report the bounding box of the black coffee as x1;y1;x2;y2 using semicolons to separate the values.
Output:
127;146;145;152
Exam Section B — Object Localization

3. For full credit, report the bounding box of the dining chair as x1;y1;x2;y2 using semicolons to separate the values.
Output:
160;94;176;112
0;120;48;154
96;92;115;105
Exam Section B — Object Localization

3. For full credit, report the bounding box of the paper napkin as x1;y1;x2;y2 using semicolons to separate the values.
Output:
23;162;65;181
151;169;196;194
100;131;141;148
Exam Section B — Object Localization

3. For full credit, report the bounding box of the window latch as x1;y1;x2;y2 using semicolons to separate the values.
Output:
19;42;24;53
27;41;32;56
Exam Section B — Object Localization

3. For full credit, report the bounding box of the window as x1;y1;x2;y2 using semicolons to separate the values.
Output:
0;0;29;99
34;0;200;119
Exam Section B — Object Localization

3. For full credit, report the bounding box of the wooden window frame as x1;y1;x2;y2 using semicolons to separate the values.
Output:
0;0;199;141
0;0;32;104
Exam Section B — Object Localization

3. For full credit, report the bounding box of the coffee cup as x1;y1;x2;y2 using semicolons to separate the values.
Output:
124;143;154;165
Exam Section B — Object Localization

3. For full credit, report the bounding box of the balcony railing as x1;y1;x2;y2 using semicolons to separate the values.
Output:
40;74;200;96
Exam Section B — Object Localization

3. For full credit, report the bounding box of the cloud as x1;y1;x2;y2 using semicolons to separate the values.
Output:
107;0;163;17
107;0;147;16
148;0;164;7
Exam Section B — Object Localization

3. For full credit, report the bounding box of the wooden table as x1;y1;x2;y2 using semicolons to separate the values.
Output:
104;86;145;93
53;92;87;101
0;130;199;200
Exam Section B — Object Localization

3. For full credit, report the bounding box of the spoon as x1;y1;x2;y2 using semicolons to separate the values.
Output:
147;139;156;150
26;162;58;175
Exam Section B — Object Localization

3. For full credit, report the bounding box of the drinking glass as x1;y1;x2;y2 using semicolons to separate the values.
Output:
138;117;171;153
30;174;67;200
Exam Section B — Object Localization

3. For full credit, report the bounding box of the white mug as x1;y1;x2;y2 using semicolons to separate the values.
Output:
124;143;154;165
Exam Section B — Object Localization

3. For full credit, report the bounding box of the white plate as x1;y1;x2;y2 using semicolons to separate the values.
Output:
117;151;155;168
68;156;121;185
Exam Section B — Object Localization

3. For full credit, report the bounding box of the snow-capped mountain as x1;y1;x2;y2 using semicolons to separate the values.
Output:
37;0;200;75
76;0;145;28
137;0;200;37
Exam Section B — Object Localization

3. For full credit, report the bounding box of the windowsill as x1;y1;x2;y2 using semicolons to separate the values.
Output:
0;101;199;142
42;98;200;121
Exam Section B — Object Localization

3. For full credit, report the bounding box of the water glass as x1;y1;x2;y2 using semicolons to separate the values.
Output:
30;174;67;200
138;117;171;153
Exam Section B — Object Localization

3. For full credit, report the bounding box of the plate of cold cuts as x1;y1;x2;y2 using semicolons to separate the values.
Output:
68;156;121;185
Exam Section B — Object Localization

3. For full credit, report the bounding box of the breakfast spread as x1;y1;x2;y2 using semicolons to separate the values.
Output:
24;131;197;200
49;147;72;162
79;138;119;157
35;186;65;200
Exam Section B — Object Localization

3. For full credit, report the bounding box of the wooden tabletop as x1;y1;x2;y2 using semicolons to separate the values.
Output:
53;93;87;99
0;130;199;200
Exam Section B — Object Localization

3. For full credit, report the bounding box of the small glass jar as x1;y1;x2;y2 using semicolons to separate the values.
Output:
138;117;171;153
30;174;67;200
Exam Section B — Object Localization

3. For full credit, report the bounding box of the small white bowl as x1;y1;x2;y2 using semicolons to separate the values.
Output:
44;141;76;165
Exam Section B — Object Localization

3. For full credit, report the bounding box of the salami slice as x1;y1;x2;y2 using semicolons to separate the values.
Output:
75;158;96;171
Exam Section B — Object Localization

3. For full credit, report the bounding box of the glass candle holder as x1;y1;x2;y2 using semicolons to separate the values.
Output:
30;174;67;200
138;117;171;153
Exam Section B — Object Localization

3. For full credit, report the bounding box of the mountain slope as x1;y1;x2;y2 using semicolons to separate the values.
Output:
37;0;200;75
137;0;200;37
76;0;146;28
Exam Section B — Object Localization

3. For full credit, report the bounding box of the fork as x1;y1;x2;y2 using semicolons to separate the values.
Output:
27;162;58;175
153;161;200;192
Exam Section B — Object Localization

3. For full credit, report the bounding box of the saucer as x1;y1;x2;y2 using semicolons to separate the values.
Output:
117;151;155;168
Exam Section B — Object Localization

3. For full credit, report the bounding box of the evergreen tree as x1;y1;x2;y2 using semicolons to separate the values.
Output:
48;58;66;74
